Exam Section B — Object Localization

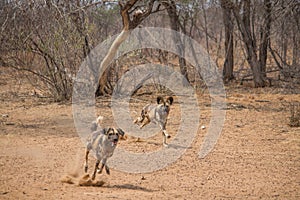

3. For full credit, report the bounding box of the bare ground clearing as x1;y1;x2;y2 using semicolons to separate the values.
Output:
0;70;299;199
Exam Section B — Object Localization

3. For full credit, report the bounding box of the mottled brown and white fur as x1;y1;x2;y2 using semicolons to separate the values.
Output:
134;96;173;146
84;116;125;180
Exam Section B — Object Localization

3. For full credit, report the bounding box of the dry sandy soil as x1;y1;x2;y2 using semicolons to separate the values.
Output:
0;69;299;200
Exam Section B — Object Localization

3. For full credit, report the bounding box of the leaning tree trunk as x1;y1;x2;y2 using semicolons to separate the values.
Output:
221;0;234;83
97;29;131;95
96;0;136;96
96;0;158;96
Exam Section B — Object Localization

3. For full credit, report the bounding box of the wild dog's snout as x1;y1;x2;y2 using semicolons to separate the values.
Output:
112;138;118;146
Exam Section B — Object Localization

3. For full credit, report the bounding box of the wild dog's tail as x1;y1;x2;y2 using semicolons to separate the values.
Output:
90;116;104;132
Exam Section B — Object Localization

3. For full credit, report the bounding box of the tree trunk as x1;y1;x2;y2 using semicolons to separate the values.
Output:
221;0;234;83
292;2;300;66
258;0;271;78
164;0;190;86
292;24;300;66
97;30;130;95
249;53;265;87
233;0;265;87
96;0;157;96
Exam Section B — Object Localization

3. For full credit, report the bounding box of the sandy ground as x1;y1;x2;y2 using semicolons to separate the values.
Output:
0;70;299;200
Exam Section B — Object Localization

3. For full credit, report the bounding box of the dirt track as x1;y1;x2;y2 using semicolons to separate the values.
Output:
0;71;299;199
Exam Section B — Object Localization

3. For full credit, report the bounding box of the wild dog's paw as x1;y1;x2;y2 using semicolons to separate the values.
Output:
105;165;110;175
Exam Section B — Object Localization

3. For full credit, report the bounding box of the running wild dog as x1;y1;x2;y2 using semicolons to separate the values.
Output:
84;116;125;180
134;96;173;146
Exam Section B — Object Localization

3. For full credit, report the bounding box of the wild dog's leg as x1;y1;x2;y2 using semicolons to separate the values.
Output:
134;108;146;124
97;163;110;175
84;148;90;173
133;116;144;124
97;158;108;174
162;130;171;146
162;120;171;138
159;122;170;146
92;160;100;180
135;112;149;142
105;165;110;175
134;106;150;124
163;121;171;138
97;163;105;174
162;129;168;147
85;139;93;173
140;116;150;129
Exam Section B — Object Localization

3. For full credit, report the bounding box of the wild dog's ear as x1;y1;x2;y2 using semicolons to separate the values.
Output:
166;96;173;105
103;128;113;135
157;96;164;104
117;128;125;136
